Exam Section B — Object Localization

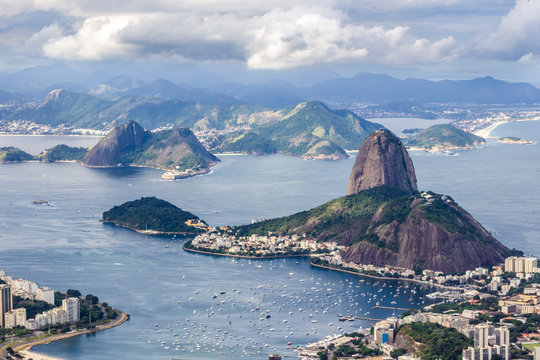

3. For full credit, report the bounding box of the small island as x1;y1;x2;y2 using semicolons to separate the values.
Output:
403;124;485;152
498;136;535;145
101;197;209;235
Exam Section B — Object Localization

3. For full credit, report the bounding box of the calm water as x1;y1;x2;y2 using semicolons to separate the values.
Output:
0;120;539;359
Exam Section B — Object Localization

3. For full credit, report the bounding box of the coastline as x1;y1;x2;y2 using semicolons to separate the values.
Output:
473;120;509;138
183;245;311;260
309;262;465;291
100;220;200;236
1;312;129;359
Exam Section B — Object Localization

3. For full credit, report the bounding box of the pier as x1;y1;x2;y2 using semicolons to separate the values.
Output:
372;305;409;311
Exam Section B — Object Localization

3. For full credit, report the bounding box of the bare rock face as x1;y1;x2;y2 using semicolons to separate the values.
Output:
348;129;417;194
82;121;147;166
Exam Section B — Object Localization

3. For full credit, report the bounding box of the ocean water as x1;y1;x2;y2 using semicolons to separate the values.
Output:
0;120;538;359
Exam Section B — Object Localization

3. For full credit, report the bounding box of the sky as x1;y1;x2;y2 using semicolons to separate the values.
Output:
1;0;540;84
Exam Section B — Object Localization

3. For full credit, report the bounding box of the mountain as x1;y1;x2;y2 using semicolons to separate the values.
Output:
82;121;219;172
101;197;206;235
403;124;486;151
252;101;384;157
348;129;417;194
233;130;508;273
300;73;540;104
218;132;277;155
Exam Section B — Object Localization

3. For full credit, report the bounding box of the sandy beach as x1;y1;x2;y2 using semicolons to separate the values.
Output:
473;120;509;138
20;350;67;360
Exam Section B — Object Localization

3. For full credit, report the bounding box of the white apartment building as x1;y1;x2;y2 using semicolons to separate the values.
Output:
62;297;80;323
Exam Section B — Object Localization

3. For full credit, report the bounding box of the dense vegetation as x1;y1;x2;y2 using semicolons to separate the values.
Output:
102;196;204;234
420;195;487;242
403;124;485;149
38;144;88;162
398;322;473;360
218;132;277;154
234;185;411;246
13;295;55;319
0;147;34;163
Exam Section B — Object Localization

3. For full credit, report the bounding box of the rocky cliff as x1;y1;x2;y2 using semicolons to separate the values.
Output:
83;121;147;166
82;121;218;172
348;129;417;195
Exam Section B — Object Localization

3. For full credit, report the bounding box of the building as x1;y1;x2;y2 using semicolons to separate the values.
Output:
0;284;12;328
3;308;26;328
495;326;510;347
62;297;80;323
36;287;55;305
505;256;538;274
374;318;400;345
474;324;491;348
534;346;540;360
462;345;510;360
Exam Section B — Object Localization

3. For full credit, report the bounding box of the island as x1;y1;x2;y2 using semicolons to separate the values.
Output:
403;123;486;152
0;147;34;163
82;121;219;178
101;197;209;235
0;271;128;359
498;136;535;145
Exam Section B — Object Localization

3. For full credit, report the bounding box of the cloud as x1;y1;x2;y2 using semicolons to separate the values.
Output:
475;0;540;60
38;7;460;69
42;16;139;60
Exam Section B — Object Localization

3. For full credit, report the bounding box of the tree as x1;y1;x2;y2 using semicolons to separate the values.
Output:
67;289;81;297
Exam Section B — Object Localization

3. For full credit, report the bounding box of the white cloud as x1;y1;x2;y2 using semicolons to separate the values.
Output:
42;16;139;60
37;7;460;69
475;0;540;60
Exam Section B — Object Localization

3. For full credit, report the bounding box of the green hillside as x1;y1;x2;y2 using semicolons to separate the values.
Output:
102;197;204;234
257;101;383;155
403;124;485;150
37;144;88;162
0;147;34;163
218;132;277;154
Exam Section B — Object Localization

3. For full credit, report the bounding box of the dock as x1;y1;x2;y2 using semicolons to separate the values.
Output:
372;305;409;311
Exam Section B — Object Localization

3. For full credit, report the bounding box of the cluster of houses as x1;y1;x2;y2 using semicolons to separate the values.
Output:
190;232;341;256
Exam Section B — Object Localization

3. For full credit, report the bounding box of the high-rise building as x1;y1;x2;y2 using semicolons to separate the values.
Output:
0;284;13;328
62;297;80;323
474;324;491;348
534;346;540;360
496;326;510;347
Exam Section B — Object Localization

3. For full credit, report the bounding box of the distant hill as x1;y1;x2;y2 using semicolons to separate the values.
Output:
37;144;88;162
252;101;383;157
82;121;219;173
403;124;485;151
218;132;277;155
102;197;205;235
0;147;34;163
300;73;540;104
232;130;508;273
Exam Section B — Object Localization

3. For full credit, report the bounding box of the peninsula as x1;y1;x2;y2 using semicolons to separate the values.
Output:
0;270;128;359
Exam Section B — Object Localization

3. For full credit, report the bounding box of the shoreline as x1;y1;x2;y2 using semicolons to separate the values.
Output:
473;120;509;138
101;220;200;236
309;263;465;291
1;312;129;358
183;245;311;260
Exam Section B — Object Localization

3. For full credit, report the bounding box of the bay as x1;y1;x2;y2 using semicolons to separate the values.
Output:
0;120;539;359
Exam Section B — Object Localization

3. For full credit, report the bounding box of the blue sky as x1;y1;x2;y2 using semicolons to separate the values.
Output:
0;0;539;83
